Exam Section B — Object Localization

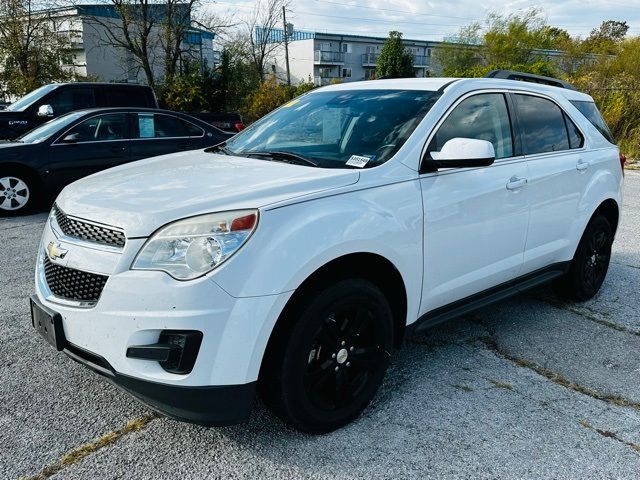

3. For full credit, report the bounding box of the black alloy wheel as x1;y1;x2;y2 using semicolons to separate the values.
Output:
555;214;613;301
260;278;394;434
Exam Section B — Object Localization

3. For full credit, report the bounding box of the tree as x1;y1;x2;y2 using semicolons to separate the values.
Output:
433;9;558;77
82;0;206;88
243;0;288;81
481;9;554;66
433;23;483;76
585;20;629;54
0;0;73;97
376;31;414;78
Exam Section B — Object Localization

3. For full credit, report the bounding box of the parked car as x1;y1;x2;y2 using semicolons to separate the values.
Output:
1;108;230;214
190;111;245;133
31;72;623;434
0;83;158;140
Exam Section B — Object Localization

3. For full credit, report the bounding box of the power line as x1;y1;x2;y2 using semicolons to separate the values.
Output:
311;0;477;21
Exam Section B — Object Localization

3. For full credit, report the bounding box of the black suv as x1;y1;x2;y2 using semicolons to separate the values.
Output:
0;83;157;140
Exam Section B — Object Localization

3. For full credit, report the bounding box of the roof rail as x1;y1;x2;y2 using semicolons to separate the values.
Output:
485;70;576;91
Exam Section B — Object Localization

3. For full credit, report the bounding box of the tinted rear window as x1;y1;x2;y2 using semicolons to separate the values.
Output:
105;87;155;108
570;100;615;144
514;94;570;154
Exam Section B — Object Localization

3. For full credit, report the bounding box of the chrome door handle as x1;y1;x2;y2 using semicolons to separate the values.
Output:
576;160;589;171
506;177;527;190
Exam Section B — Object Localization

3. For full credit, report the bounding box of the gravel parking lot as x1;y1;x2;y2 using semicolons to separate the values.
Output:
2;173;640;480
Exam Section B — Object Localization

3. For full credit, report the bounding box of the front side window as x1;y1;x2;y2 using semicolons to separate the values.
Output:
515;94;570;154
6;84;58;112
429;93;513;159
223;89;438;169
64;113;128;142
47;88;96;116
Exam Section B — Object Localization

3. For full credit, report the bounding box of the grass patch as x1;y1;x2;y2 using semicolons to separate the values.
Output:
23;413;158;480
452;384;474;392
489;379;513;391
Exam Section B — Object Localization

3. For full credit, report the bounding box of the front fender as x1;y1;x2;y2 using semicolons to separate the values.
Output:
210;179;424;323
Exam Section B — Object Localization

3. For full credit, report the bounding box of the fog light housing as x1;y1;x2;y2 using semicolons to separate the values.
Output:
126;330;203;374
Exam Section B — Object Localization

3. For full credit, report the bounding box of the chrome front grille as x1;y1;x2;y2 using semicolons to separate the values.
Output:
43;256;109;303
53;205;126;248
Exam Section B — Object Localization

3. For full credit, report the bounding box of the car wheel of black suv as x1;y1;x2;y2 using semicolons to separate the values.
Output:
260;278;394;434
554;214;613;301
0;172;37;216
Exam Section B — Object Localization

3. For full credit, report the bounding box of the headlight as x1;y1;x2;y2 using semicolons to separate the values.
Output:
132;210;258;280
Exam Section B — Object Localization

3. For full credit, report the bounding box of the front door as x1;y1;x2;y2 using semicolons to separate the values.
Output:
419;92;530;315
48;113;131;191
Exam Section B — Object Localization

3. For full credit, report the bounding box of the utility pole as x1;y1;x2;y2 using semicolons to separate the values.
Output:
282;6;291;86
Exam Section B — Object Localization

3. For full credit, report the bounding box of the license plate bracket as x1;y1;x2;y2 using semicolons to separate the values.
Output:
30;295;65;351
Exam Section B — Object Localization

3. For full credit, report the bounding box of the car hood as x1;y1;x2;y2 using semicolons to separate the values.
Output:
57;150;359;237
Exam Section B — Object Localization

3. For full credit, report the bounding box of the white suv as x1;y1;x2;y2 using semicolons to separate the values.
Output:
31;72;624;433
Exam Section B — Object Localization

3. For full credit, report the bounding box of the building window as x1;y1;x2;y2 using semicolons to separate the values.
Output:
342;68;352;78
364;68;375;80
319;67;334;78
341;43;352;53
427;48;432;57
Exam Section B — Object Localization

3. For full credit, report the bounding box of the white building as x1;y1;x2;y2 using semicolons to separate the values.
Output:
261;29;442;86
16;5;217;85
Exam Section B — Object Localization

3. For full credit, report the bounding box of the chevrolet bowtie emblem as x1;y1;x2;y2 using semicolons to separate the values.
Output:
47;241;68;261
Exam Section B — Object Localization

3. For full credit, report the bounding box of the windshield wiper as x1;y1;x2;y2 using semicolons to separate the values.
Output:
246;151;318;167
206;142;234;155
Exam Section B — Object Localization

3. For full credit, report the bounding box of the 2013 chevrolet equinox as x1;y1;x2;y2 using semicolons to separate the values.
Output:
31;72;623;434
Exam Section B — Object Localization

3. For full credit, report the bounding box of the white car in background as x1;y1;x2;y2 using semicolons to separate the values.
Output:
31;71;623;433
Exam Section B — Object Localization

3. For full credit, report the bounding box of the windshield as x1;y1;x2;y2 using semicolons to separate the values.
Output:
17;111;86;144
6;84;59;112
224;89;437;168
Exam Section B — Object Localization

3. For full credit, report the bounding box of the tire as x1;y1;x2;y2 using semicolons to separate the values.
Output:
0;172;37;216
554;214;613;301
260;278;394;434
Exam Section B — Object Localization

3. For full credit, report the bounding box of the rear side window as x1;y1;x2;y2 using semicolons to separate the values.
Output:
135;113;201;138
106;88;154;108
570;100;615;144
565;114;584;149
514;94;570;154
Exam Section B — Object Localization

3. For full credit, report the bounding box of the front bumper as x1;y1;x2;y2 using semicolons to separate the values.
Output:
34;213;291;425
63;340;256;426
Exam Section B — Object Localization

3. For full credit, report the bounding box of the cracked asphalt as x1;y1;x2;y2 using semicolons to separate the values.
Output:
2;172;640;479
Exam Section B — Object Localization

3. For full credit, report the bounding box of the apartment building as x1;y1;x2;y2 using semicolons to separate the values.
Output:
263;29;441;86
8;5;216;85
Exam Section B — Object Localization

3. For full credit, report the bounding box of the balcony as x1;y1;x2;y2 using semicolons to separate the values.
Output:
413;55;430;67
57;30;84;48
314;75;340;86
314;50;345;64
362;53;379;66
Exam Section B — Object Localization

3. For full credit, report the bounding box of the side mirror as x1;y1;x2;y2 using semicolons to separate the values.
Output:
61;133;80;144
427;138;495;169
37;104;54;117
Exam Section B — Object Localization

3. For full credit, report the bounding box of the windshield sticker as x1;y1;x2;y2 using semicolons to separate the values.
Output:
346;155;373;168
138;114;155;138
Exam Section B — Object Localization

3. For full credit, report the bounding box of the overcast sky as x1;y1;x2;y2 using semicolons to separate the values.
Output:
209;0;640;41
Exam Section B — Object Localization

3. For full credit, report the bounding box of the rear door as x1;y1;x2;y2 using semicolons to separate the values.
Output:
48;112;131;191
512;93;589;274
130;112;206;160
419;91;531;314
